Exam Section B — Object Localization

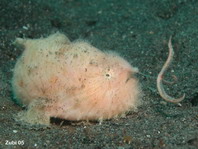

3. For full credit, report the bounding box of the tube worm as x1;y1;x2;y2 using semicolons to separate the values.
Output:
157;36;185;103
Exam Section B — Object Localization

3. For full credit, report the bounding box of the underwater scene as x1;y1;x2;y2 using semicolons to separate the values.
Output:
0;0;198;148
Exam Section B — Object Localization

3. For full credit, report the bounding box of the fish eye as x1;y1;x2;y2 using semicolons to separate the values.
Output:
104;67;113;79
106;73;110;77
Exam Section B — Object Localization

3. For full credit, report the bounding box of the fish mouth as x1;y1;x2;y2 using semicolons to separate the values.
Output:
125;71;134;83
125;77;131;83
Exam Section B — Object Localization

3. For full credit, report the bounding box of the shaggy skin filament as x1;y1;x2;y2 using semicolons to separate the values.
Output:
157;36;185;103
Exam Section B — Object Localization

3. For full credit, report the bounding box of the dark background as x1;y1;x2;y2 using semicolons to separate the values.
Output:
0;0;198;148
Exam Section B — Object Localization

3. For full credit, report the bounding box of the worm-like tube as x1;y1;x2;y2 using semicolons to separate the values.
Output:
157;36;185;103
